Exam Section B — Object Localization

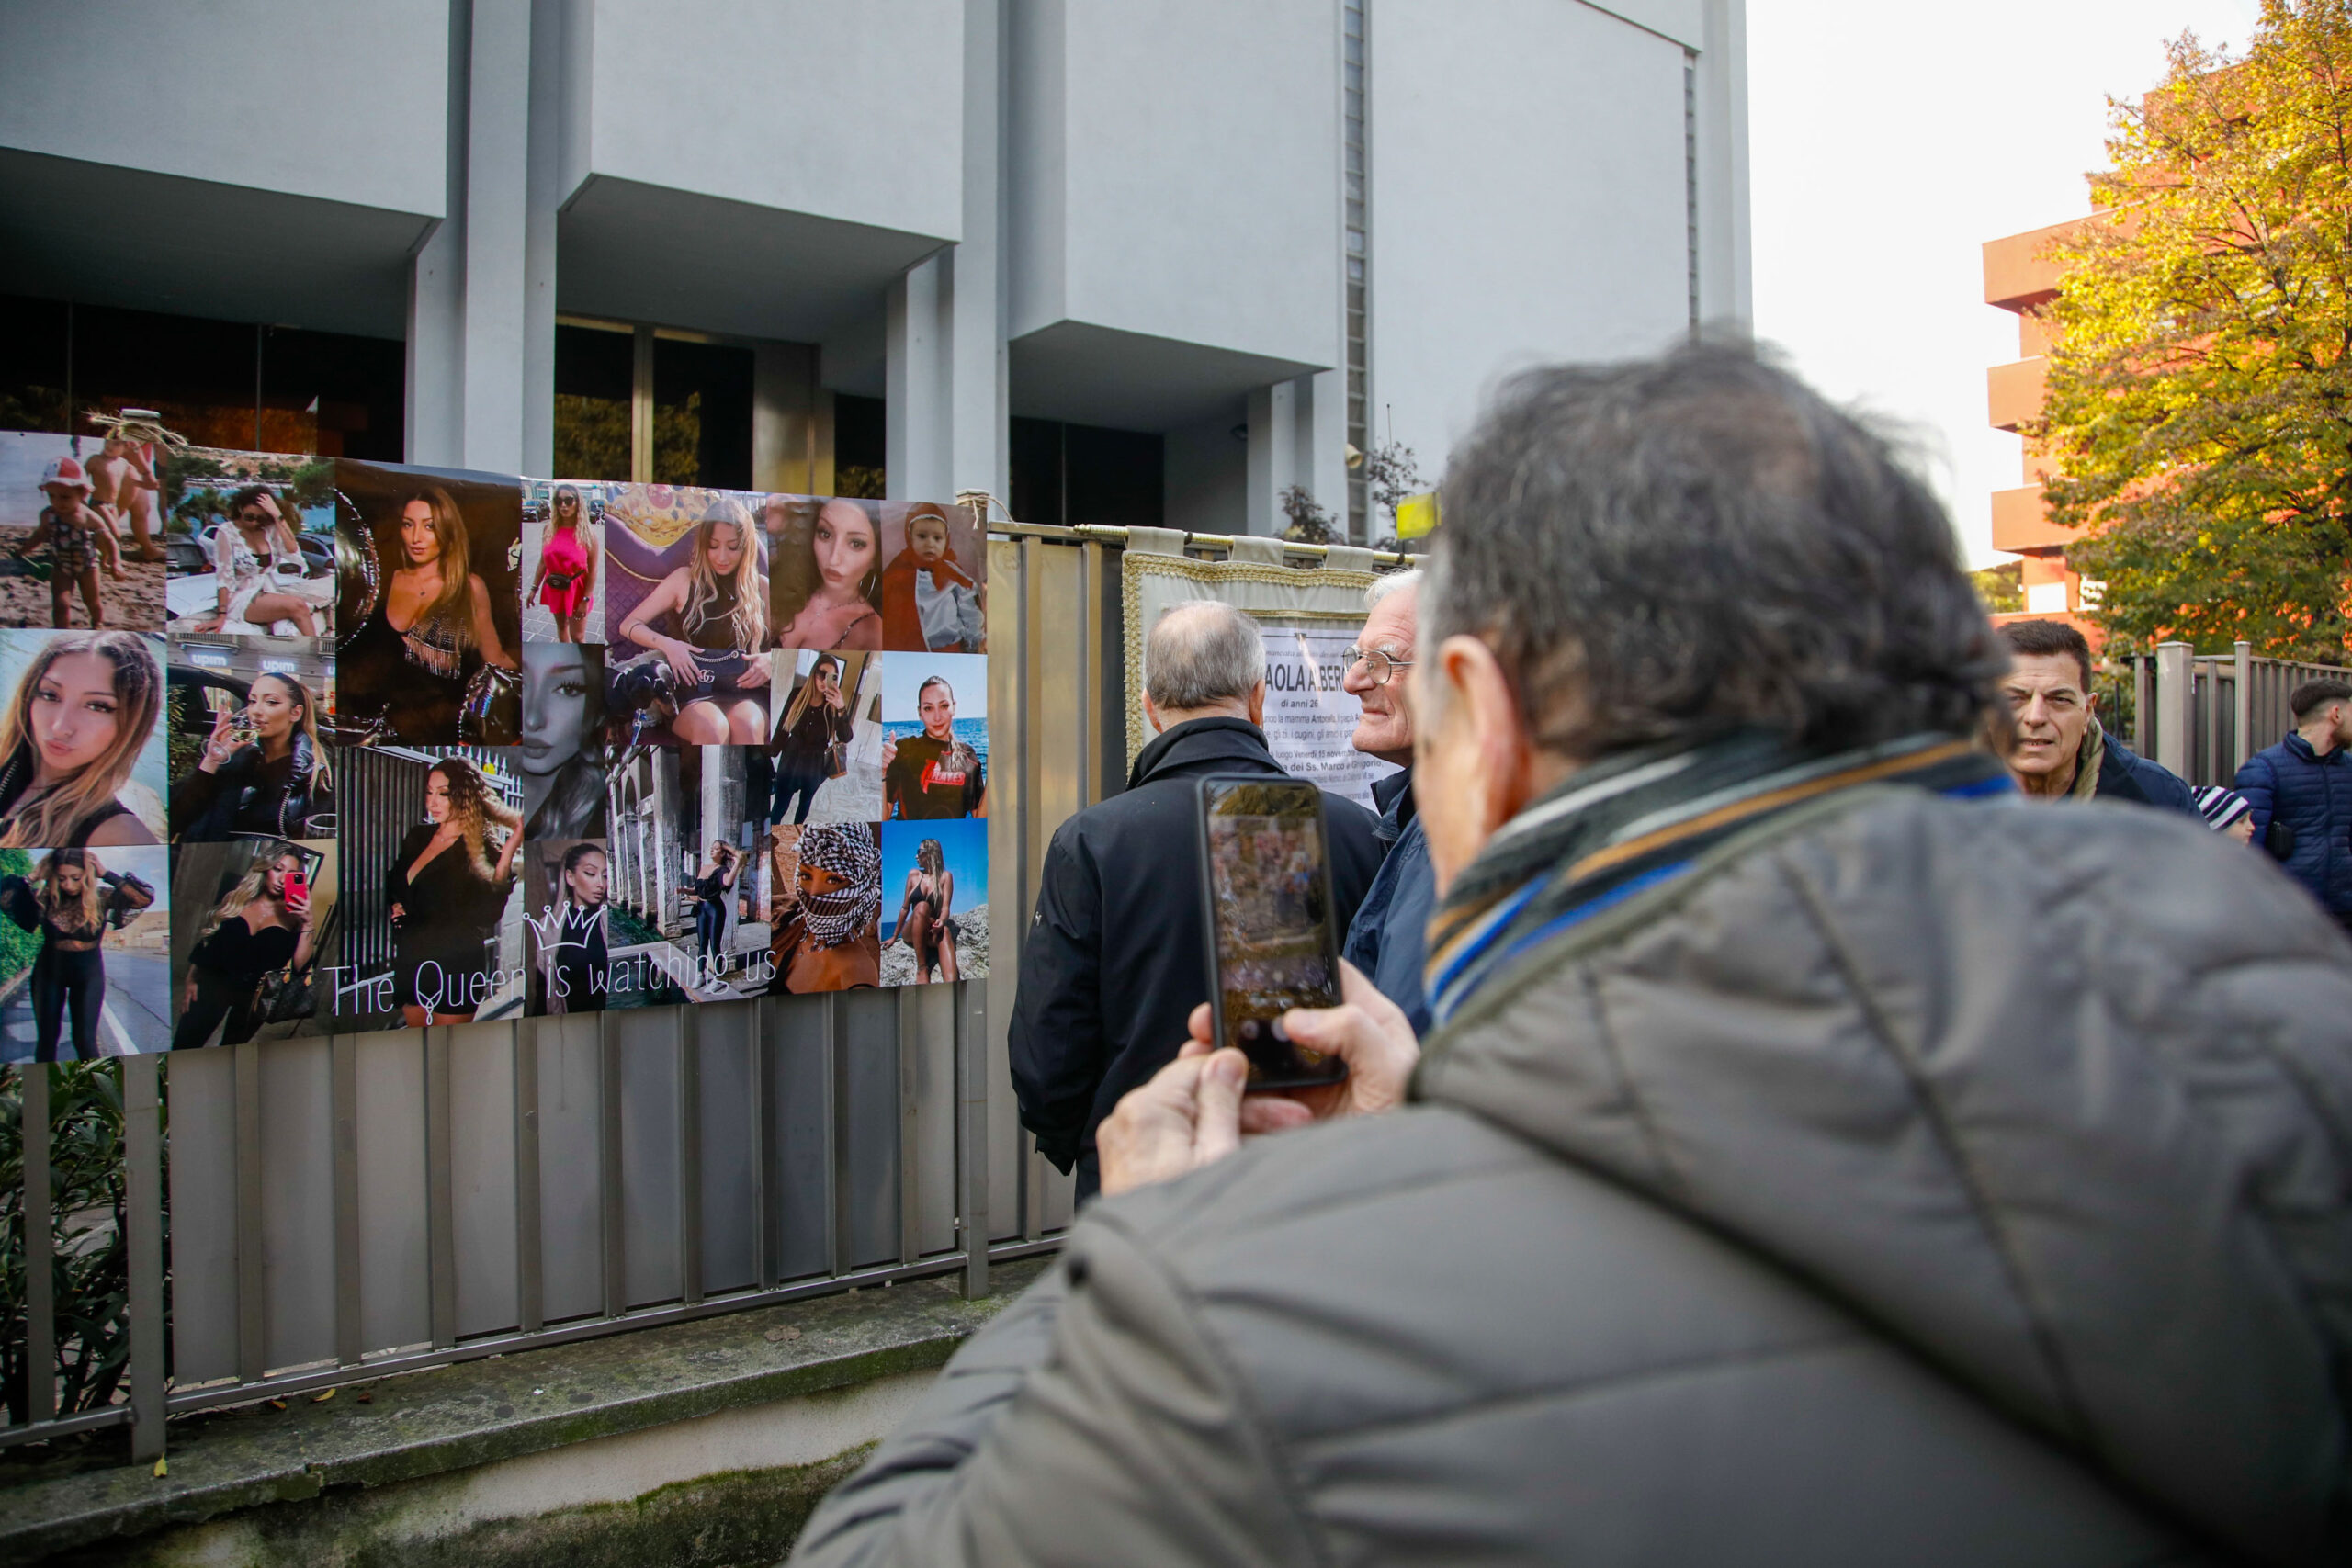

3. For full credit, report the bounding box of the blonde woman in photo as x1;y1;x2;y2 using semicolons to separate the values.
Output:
345;486;517;741
0;848;153;1061
385;756;522;1027
170;671;334;840
617;496;771;743
0;631;163;847
174;842;320;1051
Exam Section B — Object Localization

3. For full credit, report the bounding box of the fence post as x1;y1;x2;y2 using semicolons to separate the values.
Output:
2234;641;2255;774
957;980;989;1300
22;1067;53;1426
124;1054;165;1466
2155;642;2194;781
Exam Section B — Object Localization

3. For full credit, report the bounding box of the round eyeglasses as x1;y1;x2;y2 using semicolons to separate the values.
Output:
1342;647;1412;686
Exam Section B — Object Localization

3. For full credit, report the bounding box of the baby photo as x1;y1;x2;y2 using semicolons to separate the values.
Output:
0;429;168;632
877;500;984;653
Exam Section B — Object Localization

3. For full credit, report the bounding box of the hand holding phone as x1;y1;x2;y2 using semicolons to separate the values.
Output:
1197;776;1349;1092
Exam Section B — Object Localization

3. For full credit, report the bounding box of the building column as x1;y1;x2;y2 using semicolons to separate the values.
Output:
405;0;555;474
1307;367;1348;536
1246;375;1330;536
950;0;1008;507
887;252;953;502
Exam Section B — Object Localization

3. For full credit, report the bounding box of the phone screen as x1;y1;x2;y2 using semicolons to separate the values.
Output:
1198;776;1347;1090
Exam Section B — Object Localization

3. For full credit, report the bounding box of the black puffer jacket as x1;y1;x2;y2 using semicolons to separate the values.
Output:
169;733;332;841
799;788;2352;1566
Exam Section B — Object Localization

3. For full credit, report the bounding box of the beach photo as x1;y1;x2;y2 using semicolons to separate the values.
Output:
0;430;167;632
880;651;988;821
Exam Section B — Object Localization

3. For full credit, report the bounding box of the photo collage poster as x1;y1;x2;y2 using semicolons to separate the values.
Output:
0;422;989;1062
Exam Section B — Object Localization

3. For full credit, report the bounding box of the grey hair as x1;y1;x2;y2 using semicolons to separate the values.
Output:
1145;601;1266;711
1424;343;2003;757
1364;568;1422;608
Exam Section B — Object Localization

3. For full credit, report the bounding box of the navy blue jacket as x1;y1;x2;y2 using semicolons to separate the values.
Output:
1009;718;1384;1202
2092;731;2199;814
2236;732;2352;914
1341;768;1435;1034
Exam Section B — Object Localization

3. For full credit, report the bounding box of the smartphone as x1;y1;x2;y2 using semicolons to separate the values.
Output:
285;871;309;904
1196;775;1348;1091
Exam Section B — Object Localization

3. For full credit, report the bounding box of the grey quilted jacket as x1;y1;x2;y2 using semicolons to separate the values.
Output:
794;787;2352;1566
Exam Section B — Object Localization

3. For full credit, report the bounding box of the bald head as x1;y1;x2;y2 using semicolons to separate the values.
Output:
1144;601;1266;731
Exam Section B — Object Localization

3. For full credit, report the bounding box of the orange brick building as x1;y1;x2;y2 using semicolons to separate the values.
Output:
1983;217;2104;649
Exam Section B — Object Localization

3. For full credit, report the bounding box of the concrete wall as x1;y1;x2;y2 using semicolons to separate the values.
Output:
1368;0;1699;488
568;0;965;240
0;0;448;218
1009;0;1340;369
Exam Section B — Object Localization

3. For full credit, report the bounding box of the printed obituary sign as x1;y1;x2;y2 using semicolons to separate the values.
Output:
1257;622;1400;810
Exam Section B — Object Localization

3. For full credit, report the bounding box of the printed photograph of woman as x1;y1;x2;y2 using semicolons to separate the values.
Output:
160;449;336;635
880;818;989;987
0;847;159;1062
614;495;771;743
384;754;523;1027
880;653;988;821
168;663;335;841
766;822;880;994
769;496;883;651
524;480;602;644
336;462;521;746
769;649;876;827
527;840;609;1015
169;840;333;1051
0;629;166;848
519;641;605;839
692;840;741;984
877;501;984;653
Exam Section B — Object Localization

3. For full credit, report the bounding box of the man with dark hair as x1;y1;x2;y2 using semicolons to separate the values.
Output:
796;347;2351;1568
2235;674;2352;932
1994;618;2196;811
1006;601;1382;1203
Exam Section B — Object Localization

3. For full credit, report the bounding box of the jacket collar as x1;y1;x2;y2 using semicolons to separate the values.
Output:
1127;716;1281;791
1371;765;1416;836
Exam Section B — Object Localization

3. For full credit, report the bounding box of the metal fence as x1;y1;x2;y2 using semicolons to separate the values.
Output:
2123;640;2352;788
6;523;1400;1466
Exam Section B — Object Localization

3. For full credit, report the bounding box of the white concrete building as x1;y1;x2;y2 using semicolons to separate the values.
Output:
0;0;1747;541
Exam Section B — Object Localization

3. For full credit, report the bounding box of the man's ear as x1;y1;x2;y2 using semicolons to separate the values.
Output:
1246;680;1267;728
1143;692;1166;734
2086;686;2099;716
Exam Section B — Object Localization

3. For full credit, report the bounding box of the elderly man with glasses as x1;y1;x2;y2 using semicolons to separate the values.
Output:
1338;570;1435;1031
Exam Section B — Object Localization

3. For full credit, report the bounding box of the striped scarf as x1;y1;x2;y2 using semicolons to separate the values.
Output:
1423;729;2013;1025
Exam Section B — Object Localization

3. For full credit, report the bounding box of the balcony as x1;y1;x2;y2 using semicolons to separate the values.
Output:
1987;357;2046;433
1990;485;2075;554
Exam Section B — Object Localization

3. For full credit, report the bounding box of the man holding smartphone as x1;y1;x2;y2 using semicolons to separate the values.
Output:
799;347;2350;1568
1008;600;1382;1203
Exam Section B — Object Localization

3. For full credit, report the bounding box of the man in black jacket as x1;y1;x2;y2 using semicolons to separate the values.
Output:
1010;599;1382;1202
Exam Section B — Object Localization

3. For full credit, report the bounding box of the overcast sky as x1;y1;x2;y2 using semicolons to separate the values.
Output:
1747;0;2261;566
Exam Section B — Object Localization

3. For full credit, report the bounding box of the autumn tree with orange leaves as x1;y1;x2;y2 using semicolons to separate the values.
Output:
2036;0;2352;662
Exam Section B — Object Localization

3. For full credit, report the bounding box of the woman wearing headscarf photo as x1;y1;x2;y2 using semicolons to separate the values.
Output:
0;630;163;848
386;755;522;1027
768;823;880;993
889;836;960;984
616;497;771;743
528;483;598;643
0;849;153;1062
520;641;605;840
770;652;854;826
342;485;518;742
773;498;883;651
173;841;321;1051
533;841;608;1015
170;672;334;840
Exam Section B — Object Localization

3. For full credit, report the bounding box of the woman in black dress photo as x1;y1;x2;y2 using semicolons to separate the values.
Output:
769;652;854;826
173;841;322;1050
533;841;609;1015
1;849;153;1061
385;755;522;1026
616;497;771;744
170;672;334;840
342;484;518;743
693;840;739;977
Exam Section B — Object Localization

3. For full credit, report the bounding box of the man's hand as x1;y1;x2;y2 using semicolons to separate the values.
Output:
1184;958;1421;1125
1097;1048;1250;1197
1098;960;1422;1198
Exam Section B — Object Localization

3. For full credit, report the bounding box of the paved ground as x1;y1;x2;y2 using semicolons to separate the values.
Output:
0;948;173;1062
